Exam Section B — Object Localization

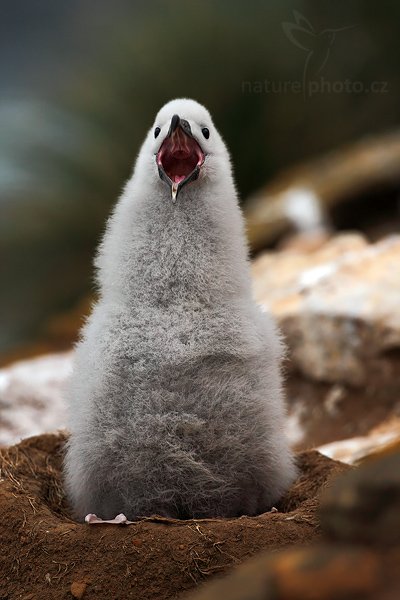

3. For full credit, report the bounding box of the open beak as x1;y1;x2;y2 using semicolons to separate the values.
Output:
156;114;205;201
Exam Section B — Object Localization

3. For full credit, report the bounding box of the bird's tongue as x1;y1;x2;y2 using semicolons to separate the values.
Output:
157;128;204;190
172;174;187;184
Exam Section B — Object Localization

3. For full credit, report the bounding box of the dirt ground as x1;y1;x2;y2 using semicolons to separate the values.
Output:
0;432;348;600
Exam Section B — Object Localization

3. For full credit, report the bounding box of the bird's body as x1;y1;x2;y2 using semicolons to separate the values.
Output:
64;99;296;520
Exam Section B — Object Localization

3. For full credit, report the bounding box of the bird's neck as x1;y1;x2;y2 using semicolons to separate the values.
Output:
96;180;252;309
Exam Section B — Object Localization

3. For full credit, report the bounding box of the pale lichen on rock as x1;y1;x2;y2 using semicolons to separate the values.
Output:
253;233;400;387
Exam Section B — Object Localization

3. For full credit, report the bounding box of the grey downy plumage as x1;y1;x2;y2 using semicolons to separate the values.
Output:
64;98;297;521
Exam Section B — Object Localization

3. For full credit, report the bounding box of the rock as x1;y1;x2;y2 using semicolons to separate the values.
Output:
320;451;400;545
183;545;382;600
285;372;400;451
0;352;71;446
0;433;346;600
252;233;400;451
318;417;400;465
253;233;400;387
244;130;400;251
270;546;380;600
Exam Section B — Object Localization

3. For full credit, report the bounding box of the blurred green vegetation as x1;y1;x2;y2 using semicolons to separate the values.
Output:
1;0;399;355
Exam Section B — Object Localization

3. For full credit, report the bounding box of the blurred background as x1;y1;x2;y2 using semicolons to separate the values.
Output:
1;0;400;362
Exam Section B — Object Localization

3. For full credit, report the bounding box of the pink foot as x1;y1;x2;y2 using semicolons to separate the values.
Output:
85;513;135;525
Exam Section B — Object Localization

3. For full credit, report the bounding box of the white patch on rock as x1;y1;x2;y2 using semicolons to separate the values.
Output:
283;188;324;232
0;352;72;446
318;417;400;465
299;262;338;289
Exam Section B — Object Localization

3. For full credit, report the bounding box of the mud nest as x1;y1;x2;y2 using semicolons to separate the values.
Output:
0;433;347;600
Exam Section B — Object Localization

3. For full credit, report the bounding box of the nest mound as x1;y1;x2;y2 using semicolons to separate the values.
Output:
0;433;347;600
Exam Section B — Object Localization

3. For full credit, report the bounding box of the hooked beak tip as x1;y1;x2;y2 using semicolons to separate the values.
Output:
171;182;178;202
168;114;180;137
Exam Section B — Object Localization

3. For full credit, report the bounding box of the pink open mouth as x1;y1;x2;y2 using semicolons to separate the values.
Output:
156;127;205;198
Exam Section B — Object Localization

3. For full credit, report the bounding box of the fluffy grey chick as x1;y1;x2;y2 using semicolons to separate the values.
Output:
64;98;297;521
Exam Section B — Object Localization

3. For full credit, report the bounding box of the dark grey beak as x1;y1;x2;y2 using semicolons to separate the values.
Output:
167;114;194;139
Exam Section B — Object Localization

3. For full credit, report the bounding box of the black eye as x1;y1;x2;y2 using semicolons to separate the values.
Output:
154;127;161;138
202;127;210;139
